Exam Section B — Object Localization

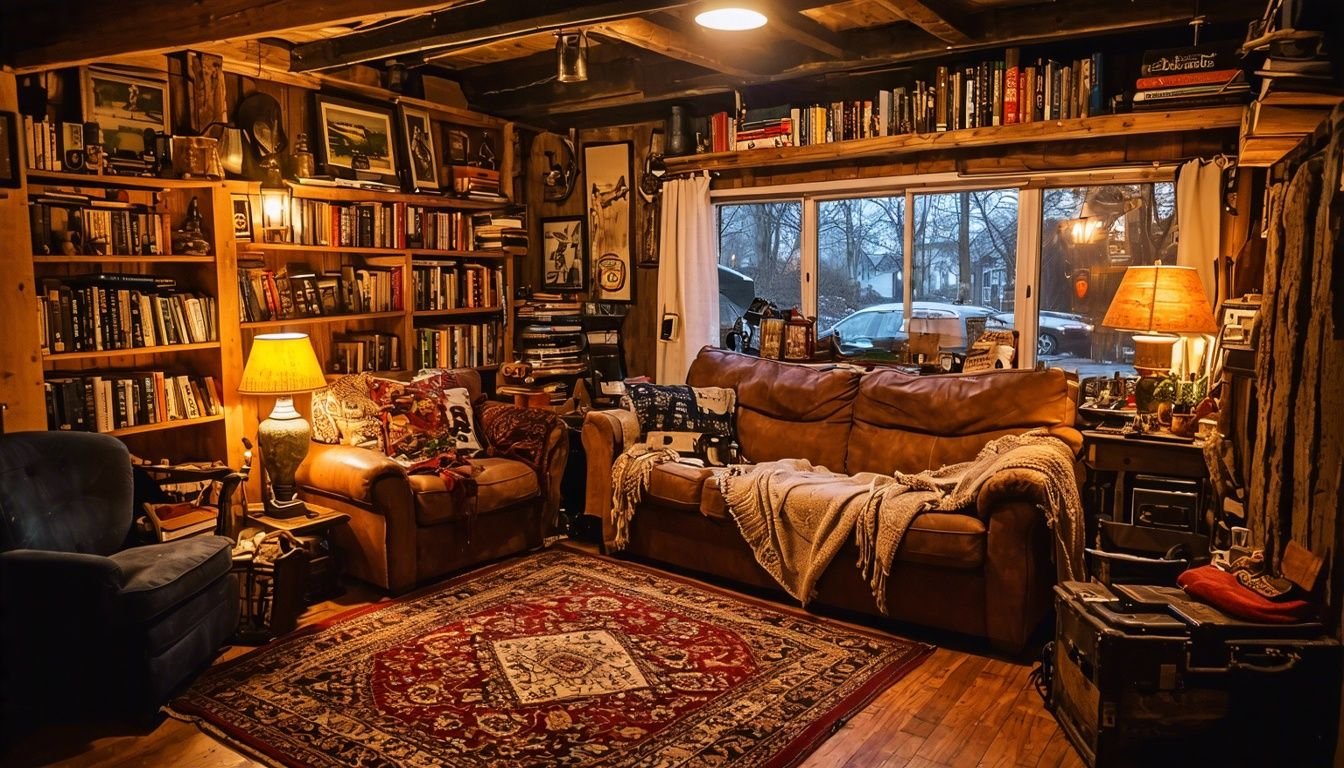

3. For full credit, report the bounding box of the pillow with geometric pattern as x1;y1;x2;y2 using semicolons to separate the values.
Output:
621;383;736;465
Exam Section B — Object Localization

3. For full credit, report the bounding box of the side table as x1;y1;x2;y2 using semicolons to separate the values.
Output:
246;503;351;601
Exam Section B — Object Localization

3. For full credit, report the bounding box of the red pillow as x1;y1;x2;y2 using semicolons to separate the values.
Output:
1177;565;1314;624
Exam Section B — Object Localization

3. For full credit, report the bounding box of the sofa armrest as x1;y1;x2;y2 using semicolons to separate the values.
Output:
297;442;409;508
0;549;123;620
581;408;639;550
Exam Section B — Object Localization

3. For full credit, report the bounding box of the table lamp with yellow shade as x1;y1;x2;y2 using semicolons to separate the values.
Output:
1102;263;1217;413
237;333;327;518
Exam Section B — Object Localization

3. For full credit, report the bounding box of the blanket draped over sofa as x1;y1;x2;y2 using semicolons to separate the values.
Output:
718;431;1083;615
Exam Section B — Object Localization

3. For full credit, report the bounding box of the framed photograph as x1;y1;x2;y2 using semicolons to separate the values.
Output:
759;317;785;360
312;94;400;186
0;112;17;188
783;317;815;362
317;276;342;315
80;67;169;161
230;194;254;241
584;140;634;302
541;216;587;291
399;106;440;193
1218;297;1260;351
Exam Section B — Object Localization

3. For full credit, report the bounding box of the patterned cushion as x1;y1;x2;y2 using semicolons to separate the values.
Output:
621;383;736;464
310;372;383;450
369;374;481;461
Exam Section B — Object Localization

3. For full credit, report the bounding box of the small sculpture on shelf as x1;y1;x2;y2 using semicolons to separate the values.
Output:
172;196;212;256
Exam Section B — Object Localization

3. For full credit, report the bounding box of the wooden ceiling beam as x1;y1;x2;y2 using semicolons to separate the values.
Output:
5;0;463;73
290;0;692;72
585;17;769;78
765;11;848;58
869;0;974;45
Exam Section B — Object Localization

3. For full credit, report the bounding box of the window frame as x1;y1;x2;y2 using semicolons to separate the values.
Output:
712;166;1176;370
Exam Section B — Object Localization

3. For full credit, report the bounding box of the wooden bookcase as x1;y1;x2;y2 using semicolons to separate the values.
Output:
21;171;244;469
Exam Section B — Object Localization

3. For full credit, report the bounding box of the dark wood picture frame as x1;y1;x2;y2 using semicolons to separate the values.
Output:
398;105;440;193
541;216;588;292
79;66;170;165
0;112;18;188
312;94;400;186
583;140;634;302
230;193;254;241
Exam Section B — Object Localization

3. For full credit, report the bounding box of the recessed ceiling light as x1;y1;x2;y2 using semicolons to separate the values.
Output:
695;7;768;31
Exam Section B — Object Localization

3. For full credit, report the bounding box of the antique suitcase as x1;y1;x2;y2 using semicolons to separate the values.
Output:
1051;581;1339;767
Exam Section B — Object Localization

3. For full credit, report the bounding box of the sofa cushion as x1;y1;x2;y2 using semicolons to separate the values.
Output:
900;513;986;569
646;462;717;512
371;374;482;459
410;458;539;526
688;349;860;470
310;372;382;450
847;367;1078;475
110;535;234;622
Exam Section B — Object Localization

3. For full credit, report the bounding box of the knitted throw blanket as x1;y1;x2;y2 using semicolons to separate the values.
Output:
720;431;1082;615
609;444;680;550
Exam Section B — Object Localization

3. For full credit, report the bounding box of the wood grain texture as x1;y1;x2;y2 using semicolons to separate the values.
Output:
0;557;1082;768
0;72;45;432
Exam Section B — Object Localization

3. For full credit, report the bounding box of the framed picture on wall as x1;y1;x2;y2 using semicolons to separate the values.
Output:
312;94;400;186
541;216;587;291
80;67;170;163
398;106;440;192
584;140;633;302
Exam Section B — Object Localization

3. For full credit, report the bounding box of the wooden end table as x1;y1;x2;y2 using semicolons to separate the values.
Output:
246;502;350;601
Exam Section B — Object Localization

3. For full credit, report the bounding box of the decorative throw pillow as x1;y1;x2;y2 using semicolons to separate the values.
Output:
369;375;481;461
309;372;383;450
621;383;736;465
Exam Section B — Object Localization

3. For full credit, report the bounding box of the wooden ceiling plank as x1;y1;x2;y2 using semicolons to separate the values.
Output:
869;0;974;45
765;11;848;57
586;18;763;78
290;0;692;72
7;0;464;73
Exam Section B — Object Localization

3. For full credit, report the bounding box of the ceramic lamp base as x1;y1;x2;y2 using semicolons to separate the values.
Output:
257;395;311;519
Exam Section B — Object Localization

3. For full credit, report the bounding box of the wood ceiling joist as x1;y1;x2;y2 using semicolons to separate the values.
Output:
869;0;974;45
764;12;849;57
5;0;460;72
585;17;770;78
290;0;693;72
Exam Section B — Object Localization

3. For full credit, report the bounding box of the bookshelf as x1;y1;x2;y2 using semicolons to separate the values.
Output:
23;172;242;468
663;107;1245;174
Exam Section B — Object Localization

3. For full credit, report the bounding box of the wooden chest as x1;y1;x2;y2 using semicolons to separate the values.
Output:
1051;581;1339;767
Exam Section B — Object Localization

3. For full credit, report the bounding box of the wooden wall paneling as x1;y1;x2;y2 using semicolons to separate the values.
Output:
211;183;246;474
0;72;45;432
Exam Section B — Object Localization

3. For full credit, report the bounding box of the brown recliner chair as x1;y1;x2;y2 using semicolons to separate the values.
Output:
296;369;568;594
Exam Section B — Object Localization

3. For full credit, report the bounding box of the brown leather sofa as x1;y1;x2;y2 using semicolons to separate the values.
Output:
583;348;1082;652
296;369;568;594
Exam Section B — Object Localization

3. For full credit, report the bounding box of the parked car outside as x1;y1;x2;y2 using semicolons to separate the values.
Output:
994;310;1093;357
819;302;1003;355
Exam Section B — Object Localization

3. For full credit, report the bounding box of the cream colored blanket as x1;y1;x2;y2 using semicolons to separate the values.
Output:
719;431;1082;614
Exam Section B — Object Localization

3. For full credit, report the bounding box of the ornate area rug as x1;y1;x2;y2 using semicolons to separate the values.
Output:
171;548;931;767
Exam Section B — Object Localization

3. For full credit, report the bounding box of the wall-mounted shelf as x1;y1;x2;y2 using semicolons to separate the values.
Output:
413;307;504;318
27;170;219;191
663;107;1245;174
32;255;216;264
241;311;406;330
43;341;222;363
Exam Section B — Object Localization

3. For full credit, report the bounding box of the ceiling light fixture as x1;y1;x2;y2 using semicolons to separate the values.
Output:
556;30;589;83
694;6;768;31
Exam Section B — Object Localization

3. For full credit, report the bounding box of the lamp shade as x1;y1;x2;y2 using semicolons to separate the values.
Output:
1102;265;1217;334
238;333;327;395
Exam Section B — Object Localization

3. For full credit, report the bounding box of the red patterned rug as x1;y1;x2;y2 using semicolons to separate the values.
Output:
172;548;932;767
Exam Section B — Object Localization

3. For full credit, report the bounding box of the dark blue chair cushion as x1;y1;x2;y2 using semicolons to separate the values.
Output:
111;535;234;622
0;432;132;556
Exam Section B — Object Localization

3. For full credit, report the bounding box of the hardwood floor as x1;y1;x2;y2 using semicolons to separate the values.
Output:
2;550;1083;768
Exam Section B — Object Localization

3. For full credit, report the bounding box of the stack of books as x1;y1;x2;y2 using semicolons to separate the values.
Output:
734;106;793;151
472;211;529;256
449;166;507;202
1131;46;1250;110
514;293;589;385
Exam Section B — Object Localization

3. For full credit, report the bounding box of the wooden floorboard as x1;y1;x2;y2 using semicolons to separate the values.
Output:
2;553;1083;768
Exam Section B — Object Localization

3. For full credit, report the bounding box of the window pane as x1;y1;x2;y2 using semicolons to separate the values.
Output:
815;196;905;353
716;202;803;342
910;189;1018;351
1039;182;1176;378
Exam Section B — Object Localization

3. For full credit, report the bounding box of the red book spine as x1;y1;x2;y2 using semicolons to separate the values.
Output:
1135;69;1240;90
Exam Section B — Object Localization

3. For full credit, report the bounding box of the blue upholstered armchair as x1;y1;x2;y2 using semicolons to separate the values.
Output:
0;432;238;726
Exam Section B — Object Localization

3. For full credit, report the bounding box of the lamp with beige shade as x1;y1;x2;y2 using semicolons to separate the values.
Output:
237;333;327;518
1102;264;1217;418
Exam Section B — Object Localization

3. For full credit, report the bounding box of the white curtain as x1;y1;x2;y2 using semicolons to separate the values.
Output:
1174;156;1229;378
655;174;718;384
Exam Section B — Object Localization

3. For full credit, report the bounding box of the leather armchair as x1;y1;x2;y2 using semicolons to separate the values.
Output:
296;374;569;594
0;432;238;728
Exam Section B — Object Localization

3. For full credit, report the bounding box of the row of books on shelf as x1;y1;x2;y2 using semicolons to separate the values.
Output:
416;322;504;370
1131;46;1250;111
29;195;168;256
39;275;217;355
237;260;403;322
22;116;70;173
412;263;505;312
282;200;515;252
329;332;402;374
699;48;1106;151
44;371;223;434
